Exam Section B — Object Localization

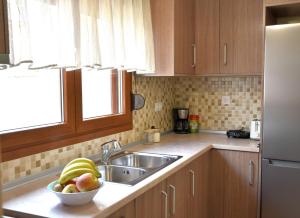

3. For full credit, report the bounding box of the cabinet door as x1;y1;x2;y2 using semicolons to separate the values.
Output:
174;0;195;75
107;201;135;218
135;181;167;218
209;149;259;218
195;0;220;75
150;0;175;76
187;154;209;218
167;167;189;218
0;0;7;54
222;150;259;218
220;0;263;75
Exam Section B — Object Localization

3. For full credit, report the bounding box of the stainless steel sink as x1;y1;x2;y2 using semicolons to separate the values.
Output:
98;152;182;185
109;152;181;170
99;165;148;185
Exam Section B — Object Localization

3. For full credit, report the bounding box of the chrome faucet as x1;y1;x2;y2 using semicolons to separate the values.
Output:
100;140;122;165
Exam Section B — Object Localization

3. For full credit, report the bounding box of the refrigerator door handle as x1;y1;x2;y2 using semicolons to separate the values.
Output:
249;160;254;185
266;159;300;169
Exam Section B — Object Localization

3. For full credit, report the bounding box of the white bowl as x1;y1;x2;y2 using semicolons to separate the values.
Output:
47;180;100;206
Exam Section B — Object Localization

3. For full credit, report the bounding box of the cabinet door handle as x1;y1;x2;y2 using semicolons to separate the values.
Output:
169;185;176;216
249;160;254;185
161;191;168;218
223;43;227;65
189;170;195;197
192;44;196;68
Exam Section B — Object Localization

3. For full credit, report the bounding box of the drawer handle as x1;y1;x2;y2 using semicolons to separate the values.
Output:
192;44;196;68
169;185;176;215
249;160;254;185
224;43;227;65
161;191;168;218
189;170;195;197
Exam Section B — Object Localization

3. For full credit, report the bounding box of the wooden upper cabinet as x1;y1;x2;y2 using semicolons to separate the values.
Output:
150;0;195;76
195;0;263;75
220;0;263;75
0;0;8;54
195;0;220;75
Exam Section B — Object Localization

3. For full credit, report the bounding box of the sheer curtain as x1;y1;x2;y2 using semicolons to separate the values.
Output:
5;0;155;72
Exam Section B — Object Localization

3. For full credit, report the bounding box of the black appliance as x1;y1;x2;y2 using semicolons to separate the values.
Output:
173;108;189;134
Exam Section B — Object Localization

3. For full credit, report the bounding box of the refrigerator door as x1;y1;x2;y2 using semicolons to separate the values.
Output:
262;159;300;218
263;24;300;161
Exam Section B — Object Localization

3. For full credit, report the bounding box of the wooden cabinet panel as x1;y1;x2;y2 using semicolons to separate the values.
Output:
174;0;195;75
135;181;167;218
209;149;259;218
195;0;220;75
107;201;135;218
223;151;259;218
0;0;7;54
167;167;189;218
150;0;195;76
150;0;174;76
220;0;263;75
187;153;209;218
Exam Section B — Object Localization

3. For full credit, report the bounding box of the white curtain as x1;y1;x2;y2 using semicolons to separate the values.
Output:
6;0;155;72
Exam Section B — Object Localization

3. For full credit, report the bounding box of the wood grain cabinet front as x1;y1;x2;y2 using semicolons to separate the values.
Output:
150;0;195;76
107;201;136;218
195;0;263;75
135;181;167;218
208;149;259;218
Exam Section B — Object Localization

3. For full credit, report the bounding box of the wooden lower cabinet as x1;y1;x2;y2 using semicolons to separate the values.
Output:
110;150;258;218
209;149;259;218
187;153;209;218
167;166;189;218
107;201;135;218
135;154;209;218
135;181;167;218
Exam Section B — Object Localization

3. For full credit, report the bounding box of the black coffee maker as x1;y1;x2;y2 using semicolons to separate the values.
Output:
173;108;189;134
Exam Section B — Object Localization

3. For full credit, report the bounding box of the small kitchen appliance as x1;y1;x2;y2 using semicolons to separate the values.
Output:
173;108;189;134
250;119;261;140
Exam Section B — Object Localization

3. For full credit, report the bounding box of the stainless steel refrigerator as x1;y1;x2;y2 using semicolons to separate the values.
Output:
262;23;300;218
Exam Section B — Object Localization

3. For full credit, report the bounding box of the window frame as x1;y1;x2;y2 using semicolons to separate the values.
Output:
1;69;132;161
74;69;132;133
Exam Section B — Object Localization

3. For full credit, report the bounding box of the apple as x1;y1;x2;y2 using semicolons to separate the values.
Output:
62;184;79;193
76;173;100;192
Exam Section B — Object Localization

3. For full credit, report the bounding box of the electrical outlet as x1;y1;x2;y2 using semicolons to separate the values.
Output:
155;102;163;112
222;96;230;106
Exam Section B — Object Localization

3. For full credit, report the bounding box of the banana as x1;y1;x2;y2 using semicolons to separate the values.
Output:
64;158;100;178
59;168;96;185
61;162;99;177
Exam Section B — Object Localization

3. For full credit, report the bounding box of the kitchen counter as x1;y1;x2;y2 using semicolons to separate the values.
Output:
2;133;259;218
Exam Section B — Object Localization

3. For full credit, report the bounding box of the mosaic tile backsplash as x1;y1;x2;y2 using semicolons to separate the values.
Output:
175;76;262;131
1;75;262;184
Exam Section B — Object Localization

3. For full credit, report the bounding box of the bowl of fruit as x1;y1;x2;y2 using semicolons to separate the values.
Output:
48;158;102;206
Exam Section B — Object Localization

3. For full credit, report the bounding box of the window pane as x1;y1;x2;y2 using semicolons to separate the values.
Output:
0;68;63;133
81;69;122;120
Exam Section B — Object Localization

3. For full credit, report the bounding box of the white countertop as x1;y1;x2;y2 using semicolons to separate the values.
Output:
3;133;259;218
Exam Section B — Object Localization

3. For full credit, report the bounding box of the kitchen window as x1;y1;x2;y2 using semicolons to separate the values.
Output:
0;68;132;161
0;0;154;161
